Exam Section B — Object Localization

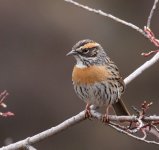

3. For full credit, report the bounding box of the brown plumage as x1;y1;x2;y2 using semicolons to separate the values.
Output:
67;39;130;120
72;65;111;84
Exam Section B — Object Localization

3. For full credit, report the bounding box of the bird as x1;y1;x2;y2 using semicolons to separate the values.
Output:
67;39;129;121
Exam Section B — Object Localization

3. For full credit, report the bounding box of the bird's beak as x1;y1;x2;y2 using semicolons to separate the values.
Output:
66;50;77;56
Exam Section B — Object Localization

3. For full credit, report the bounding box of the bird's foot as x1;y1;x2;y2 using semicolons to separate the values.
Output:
84;103;92;119
102;114;109;123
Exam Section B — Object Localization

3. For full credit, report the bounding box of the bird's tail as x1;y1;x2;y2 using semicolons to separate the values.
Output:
112;99;130;116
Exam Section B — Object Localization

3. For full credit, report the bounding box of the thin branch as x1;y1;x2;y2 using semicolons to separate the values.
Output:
91;109;159;123
0;91;14;117
109;123;159;145
92;111;159;144
0;111;86;150
124;52;159;85
64;0;147;38
147;0;159;28
141;26;159;56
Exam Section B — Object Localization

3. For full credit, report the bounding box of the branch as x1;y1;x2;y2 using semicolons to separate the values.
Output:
109;122;159;145
0;111;86;150
1;1;159;150
1;110;159;150
0;90;14;117
147;0;159;28
64;0;147;38
141;27;159;57
124;52;159;85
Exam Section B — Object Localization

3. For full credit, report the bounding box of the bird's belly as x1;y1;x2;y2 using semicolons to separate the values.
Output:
73;81;119;107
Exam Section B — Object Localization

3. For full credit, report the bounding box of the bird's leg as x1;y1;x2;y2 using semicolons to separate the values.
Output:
102;105;110;123
85;103;92;119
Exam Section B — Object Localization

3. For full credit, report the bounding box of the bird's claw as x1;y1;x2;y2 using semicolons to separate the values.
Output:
102;114;109;123
85;109;92;119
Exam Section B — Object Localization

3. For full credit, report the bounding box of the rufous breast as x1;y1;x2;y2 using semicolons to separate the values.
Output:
72;65;111;84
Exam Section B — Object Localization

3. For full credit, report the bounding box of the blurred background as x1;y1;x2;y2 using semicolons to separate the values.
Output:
0;0;158;149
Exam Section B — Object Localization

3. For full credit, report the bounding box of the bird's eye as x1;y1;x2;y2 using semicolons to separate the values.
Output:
82;49;89;54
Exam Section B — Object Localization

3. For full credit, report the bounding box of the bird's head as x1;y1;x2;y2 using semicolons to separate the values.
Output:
67;39;107;68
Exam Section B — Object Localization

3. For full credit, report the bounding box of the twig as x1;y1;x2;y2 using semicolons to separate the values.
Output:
0;111;86;150
141;50;159;57
109;123;159;145
0;90;9;106
124;52;159;85
131;106;140;115
147;0;159;28
141;27;159;56
0;91;14;117
64;0;147;38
